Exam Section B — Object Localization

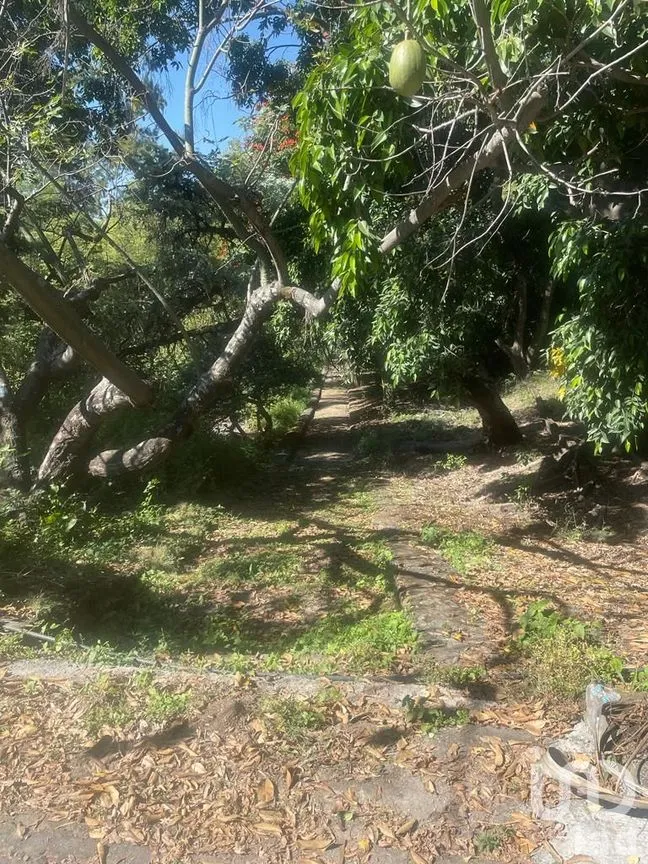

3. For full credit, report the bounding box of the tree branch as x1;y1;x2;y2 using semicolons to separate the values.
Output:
68;4;288;284
1;186;24;242
52;278;339;482
0;240;153;407
379;90;545;255
470;0;508;97
37;378;134;485
13;271;133;420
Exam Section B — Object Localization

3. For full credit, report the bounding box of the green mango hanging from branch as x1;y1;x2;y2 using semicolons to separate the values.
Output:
388;39;426;97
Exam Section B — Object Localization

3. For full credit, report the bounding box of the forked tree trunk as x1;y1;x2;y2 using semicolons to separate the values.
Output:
463;374;523;447
0;365;30;490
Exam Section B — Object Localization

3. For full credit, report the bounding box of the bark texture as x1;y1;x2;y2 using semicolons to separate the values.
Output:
37;379;134;485
0;365;30;490
463;374;524;447
0;240;152;407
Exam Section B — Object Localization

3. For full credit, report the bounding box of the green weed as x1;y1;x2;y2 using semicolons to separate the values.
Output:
516;601;624;698
473;826;515;853
268;391;309;435
82;672;191;737
420;525;494;574
401;695;469;734
440;453;467;471
290;610;417;672
427;663;487;688
0;633;37;660
260;691;336;740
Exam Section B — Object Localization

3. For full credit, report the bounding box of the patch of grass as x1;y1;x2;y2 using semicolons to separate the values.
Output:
0;633;37;660
440;453;468;471
401;695;469;734
473;825;515;853
326;539;394;594
260;690;340;740
525;631;624;699
502;371;559;413
509;480;533;505
0;437;407;676
420;525;494;575
516;601;624;699
82;672;192;737
197;548;301;588
82;675;137;736
135;671;192;723
290;610;417;673
346;490;375;511
427;663;488;688
355;430;389;460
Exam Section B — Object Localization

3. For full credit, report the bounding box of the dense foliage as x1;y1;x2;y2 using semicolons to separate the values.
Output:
1;0;648;493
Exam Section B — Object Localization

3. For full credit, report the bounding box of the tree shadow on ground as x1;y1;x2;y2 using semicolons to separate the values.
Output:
5;395;646;670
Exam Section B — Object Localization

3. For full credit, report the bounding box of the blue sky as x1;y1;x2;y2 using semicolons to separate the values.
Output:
152;26;300;155
155;54;248;153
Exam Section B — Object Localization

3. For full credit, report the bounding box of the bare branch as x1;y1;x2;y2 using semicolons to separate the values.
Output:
560;38;648;111
29;156;201;364
68;4;289;285
470;0;508;97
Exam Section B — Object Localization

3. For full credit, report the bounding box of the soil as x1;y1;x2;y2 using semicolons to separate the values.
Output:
2;377;647;863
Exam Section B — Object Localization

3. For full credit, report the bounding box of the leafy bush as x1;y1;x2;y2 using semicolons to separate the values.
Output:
550;221;648;453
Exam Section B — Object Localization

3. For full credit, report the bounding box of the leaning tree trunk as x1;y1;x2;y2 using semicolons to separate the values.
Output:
36;378;134;485
0;240;153;407
462;374;523;447
0;365;30;490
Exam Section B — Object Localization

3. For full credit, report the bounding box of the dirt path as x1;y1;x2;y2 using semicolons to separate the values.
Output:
0;378;640;863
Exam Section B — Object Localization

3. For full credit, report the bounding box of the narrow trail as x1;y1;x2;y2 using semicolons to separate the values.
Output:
298;377;493;670
1;378;639;863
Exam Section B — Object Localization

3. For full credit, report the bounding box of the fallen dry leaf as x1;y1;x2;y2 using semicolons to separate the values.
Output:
298;836;333;851
396;818;417;836
257;777;275;804
254;822;283;836
258;809;284;824
489;739;506;768
283;765;296;790
410;852;429;864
